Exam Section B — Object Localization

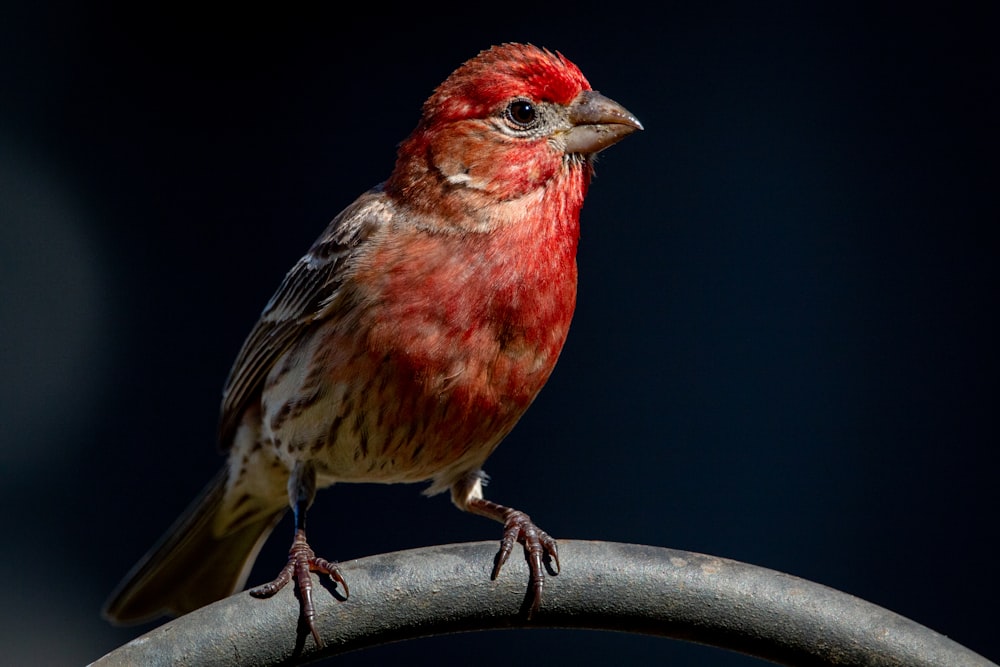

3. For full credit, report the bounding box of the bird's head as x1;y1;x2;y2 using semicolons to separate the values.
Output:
386;43;642;215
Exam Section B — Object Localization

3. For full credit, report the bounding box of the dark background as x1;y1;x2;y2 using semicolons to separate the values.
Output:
1;3;995;665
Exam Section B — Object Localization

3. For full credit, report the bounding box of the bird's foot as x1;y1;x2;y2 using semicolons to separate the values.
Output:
491;509;559;616
249;528;347;646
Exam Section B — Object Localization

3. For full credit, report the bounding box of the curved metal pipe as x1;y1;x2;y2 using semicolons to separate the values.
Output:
91;540;995;666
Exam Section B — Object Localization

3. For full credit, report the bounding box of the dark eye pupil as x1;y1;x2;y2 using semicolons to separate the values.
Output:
508;100;536;126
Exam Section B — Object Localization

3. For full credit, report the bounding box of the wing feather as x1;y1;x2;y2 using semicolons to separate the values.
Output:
217;187;390;448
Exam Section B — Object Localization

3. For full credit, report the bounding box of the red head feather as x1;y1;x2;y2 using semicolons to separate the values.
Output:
421;44;592;125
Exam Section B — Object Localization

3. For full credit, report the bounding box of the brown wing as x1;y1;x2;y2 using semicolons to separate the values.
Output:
217;187;390;448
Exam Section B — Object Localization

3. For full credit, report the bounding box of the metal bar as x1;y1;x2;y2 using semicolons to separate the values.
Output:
91;540;995;666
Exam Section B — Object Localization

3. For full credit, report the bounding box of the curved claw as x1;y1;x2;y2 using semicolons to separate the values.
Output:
249;528;346;647
490;510;559;616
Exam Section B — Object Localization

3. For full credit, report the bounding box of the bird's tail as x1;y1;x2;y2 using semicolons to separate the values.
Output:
103;468;286;625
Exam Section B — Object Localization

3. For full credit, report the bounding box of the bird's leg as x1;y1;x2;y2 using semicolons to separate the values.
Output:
249;461;347;647
453;472;559;616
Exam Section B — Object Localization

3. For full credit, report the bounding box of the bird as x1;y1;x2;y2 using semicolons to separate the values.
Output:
103;42;642;646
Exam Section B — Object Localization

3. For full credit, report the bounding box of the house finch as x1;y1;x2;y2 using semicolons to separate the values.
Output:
104;43;642;645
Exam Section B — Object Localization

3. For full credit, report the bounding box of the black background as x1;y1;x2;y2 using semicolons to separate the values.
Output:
1;3;995;665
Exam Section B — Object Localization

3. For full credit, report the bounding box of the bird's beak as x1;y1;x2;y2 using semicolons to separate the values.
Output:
563;90;643;155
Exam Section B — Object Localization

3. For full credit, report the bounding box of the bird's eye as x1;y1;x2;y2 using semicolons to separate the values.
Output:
505;99;537;128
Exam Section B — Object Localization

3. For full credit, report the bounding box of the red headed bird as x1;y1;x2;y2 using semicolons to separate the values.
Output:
104;43;642;645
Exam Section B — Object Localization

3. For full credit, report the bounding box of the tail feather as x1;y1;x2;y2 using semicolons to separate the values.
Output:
103;469;286;625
